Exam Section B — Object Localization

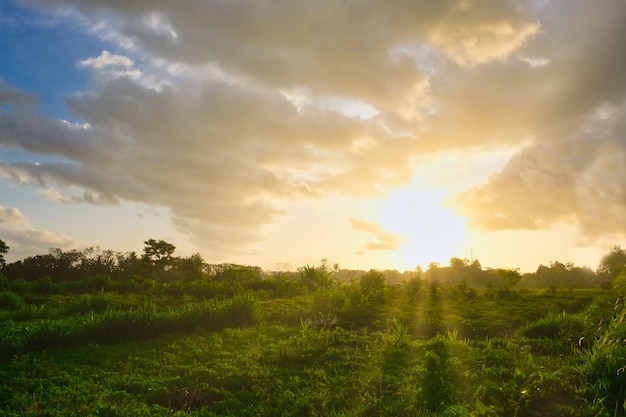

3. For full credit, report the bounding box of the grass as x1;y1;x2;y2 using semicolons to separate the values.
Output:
0;292;257;358
0;279;617;416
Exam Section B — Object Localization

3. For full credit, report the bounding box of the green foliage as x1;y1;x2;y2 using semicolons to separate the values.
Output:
520;311;587;354
528;262;598;289
612;270;626;297
0;238;8;267
598;245;626;280
0;291;24;310
420;281;446;338
0;244;619;416
142;239;176;268
420;335;456;411
498;268;522;291
575;300;626;416
298;264;333;291
0;292;257;357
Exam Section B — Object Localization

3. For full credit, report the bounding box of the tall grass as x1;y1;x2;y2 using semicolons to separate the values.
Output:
575;309;626;416
0;292;257;358
519;311;588;355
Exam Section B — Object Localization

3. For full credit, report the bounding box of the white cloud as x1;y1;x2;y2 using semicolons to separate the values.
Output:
0;205;28;226
77;50;142;82
0;205;80;261
78;50;133;70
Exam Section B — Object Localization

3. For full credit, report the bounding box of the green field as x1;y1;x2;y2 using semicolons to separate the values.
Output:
1;244;626;416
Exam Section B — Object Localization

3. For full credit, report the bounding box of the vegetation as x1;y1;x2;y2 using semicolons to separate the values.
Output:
0;238;625;416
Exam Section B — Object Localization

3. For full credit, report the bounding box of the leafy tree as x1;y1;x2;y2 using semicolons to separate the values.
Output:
116;251;146;277
298;260;337;290
424;281;445;337
142;239;176;270
498;268;521;291
49;248;83;281
0;238;8;268
4;251;75;283
359;270;386;304
597;245;626;279
175;253;205;281
298;265;330;290
449;257;467;269
530;261;597;288
80;246;119;276
211;263;262;285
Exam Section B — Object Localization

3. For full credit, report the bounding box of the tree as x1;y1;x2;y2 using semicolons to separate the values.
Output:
0;239;8;268
359;270;386;304
298;264;331;290
449;257;467;269
142;239;176;270
80;246;119;276
597;245;626;279
498;268;521;291
174;253;205;281
428;262;440;270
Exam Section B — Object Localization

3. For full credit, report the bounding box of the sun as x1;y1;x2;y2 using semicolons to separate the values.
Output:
378;187;467;270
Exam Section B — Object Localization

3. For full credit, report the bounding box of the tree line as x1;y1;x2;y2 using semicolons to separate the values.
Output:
0;237;625;290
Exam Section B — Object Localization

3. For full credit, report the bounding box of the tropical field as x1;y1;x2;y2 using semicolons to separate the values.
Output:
1;241;626;416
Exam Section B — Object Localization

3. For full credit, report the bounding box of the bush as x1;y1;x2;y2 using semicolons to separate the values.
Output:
576;308;626;415
520;311;585;339
421;335;456;411
0;291;25;310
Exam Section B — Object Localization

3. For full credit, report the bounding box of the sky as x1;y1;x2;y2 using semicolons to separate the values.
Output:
0;0;625;273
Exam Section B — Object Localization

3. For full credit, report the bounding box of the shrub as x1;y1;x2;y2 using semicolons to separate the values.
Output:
575;309;626;415
0;290;24;310
520;311;585;339
421;335;456;411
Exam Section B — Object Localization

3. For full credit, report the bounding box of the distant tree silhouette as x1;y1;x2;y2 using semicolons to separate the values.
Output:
598;245;626;279
498;268;521;291
298;264;331;290
0;238;8;268
527;261;597;288
142;239;176;270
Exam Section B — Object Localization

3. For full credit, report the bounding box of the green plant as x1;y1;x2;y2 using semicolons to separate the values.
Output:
0;291;24;311
575;313;626;416
420;335;455;412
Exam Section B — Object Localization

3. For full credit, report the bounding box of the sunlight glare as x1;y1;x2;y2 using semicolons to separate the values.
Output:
378;188;467;270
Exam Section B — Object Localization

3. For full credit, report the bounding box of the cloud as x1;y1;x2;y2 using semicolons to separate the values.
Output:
0;205;80;261
455;101;626;240
0;205;28;226
2;0;626;257
78;50;133;70
77;50;141;80
0;78;39;111
413;0;626;152
0;77;379;255
35;0;539;117
350;218;406;251
422;0;626;244
428;0;540;67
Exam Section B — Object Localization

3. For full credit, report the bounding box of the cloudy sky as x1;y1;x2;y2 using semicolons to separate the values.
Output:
1;0;624;272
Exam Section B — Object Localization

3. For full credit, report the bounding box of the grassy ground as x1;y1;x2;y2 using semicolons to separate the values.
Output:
0;285;621;416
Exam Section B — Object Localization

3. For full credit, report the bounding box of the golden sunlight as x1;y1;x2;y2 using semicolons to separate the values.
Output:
378;188;467;270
